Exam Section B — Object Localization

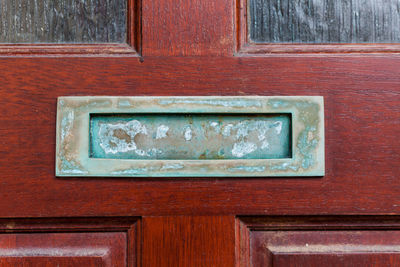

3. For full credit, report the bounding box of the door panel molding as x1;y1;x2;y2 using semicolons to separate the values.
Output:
237;216;400;267
0;0;141;57
236;0;400;54
0;217;140;267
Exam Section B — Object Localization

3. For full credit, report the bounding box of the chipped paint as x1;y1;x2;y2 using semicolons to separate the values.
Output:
267;98;323;171
184;126;192;141
156;125;169;139
222;123;233;137
59;155;88;175
158;98;262;108
209;121;221;133
56;96;324;177
270;162;299;171
268;99;291;108
228;166;266;172
118;99;131;107
274;121;282;134
97;120;148;155
60;110;74;142
298;126;318;169
90;114;290;160
232;141;257;158
261;140;269;149
57;109;88;175
111;167;148;175
161;163;184;170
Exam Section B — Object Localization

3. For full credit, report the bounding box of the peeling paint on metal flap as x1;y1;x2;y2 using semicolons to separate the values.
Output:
56;96;324;177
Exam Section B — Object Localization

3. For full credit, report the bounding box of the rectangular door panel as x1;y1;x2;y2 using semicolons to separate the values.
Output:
0;232;126;267
0;0;127;44
238;216;400;267
252;231;400;267
143;216;235;267
0;56;398;216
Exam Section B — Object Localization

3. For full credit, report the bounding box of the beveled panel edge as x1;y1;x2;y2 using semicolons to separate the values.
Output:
235;216;400;267
0;44;138;57
235;0;400;55
0;0;141;57
56;96;324;177
0;217;139;232
237;216;400;231
0;217;140;267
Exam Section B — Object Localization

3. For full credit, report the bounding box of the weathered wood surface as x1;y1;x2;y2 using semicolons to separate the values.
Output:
142;216;235;267
142;0;233;56
0;0;126;43
0;0;399;265
0;56;398;216
0;232;127;266
249;0;400;43
238;216;400;267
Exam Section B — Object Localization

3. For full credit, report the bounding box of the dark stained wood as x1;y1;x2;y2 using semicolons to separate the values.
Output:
0;217;138;233
0;0;128;44
273;254;400;267
142;0;233;56
0;232;126;267
0;0;140;56
258;231;400;267
0;44;138;56
0;257;105;267
128;0;142;55
0;217;139;266
248;0;400;44
238;43;400;54
142;216;235;267
238;216;400;230
1;0;400;265
0;56;398;217
237;0;400;54
0;0;400;267
237;216;400;267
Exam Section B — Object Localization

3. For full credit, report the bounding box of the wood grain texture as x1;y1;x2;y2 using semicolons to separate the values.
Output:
248;0;400;43
254;231;400;267
237;0;400;53
0;217;140;267
0;0;140;56
0;44;138;56
0;56;399;217
0;232;126;266
0;0;127;43
237;216;400;267
272;254;400;267
142;0;233;56
142;216;235;267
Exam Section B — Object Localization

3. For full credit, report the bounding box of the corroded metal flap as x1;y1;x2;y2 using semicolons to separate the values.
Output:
56;96;324;177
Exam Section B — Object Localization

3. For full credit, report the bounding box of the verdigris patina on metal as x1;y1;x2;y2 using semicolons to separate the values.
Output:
56;96;324;177
90;114;291;160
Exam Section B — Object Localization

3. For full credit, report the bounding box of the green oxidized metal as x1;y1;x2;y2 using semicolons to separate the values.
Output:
56;96;324;177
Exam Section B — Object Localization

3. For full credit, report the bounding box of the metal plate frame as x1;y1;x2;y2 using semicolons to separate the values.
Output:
56;96;324;177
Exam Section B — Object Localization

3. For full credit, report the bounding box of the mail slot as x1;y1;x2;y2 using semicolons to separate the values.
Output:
56;96;324;177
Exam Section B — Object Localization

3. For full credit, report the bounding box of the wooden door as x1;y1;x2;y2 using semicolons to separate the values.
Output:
0;0;399;266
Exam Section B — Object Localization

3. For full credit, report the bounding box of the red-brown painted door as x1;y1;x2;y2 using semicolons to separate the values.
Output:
0;0;399;266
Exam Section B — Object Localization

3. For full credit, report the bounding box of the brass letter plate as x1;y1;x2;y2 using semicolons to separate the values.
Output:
56;96;324;177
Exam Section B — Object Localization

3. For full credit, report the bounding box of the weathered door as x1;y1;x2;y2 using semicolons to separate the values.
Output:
0;0;399;266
